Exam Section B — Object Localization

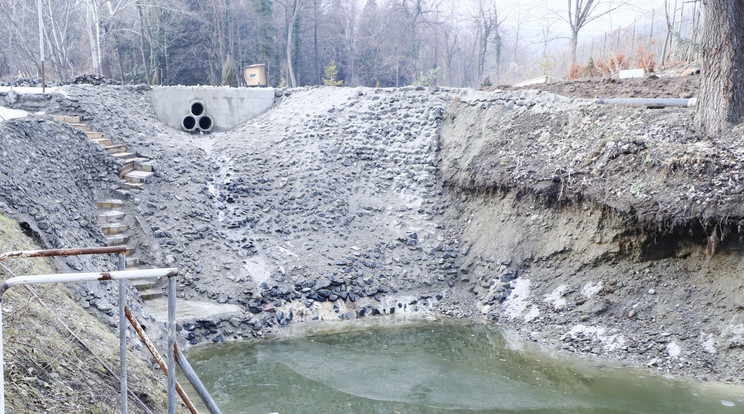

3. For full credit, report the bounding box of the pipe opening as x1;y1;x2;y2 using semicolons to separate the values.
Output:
198;115;213;131
190;101;205;116
182;115;197;131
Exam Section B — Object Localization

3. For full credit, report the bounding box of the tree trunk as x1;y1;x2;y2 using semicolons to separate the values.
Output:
696;0;744;137
570;30;578;64
286;10;297;87
137;0;151;84
313;0;319;84
86;0;100;75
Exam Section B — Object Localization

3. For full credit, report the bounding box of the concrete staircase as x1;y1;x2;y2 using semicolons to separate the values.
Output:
54;115;163;301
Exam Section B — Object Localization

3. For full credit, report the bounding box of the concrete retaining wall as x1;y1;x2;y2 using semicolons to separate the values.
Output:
149;86;275;132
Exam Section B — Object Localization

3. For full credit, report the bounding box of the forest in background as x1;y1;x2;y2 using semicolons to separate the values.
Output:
0;0;703;88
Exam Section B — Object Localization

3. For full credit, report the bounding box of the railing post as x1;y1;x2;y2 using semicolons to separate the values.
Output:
119;253;128;414
175;344;222;414
0;292;5;414
167;275;176;414
0;260;176;414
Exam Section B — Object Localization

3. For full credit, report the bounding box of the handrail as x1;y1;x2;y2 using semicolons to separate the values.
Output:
174;344;223;414
0;246;180;414
0;268;177;294
0;246;127;262
124;306;199;414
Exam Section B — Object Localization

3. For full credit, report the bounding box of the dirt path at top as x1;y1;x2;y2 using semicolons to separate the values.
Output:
500;75;700;99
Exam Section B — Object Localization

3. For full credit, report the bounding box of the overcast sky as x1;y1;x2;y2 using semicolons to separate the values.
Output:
474;0;672;55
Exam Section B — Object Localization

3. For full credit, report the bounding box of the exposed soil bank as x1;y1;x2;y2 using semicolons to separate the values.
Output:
440;94;744;383
3;82;744;388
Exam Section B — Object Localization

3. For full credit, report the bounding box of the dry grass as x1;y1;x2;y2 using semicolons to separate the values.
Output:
0;213;168;413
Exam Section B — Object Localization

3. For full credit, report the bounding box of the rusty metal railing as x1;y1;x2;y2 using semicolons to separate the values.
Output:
0;246;179;414
0;246;127;262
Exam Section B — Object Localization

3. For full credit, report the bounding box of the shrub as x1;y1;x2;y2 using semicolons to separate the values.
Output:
635;49;656;73
221;53;237;86
413;67;440;87
567;62;583;80
322;60;343;86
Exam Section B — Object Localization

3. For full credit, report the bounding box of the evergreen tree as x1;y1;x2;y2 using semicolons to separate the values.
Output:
221;53;237;86
323;60;343;86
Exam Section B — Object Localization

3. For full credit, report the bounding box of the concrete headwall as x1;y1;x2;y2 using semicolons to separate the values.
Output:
149;86;275;132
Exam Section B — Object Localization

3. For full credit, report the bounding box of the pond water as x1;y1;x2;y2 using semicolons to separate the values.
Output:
182;319;743;413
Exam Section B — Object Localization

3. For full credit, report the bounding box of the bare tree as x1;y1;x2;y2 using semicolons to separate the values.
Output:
276;0;305;87
471;0;502;85
85;0;102;74
560;0;627;63
440;4;460;86
330;0;361;86
41;0;77;80
696;0;744;137
390;0;442;80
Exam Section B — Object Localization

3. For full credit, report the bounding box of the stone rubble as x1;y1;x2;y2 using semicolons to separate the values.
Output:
2;84;742;384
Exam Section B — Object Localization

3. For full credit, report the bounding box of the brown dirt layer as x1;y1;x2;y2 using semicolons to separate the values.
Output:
499;75;700;99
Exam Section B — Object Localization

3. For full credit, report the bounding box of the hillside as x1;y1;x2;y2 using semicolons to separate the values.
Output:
2;79;744;392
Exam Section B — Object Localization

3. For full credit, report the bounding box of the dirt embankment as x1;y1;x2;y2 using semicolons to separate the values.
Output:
439;88;744;382
442;90;744;231
504;75;700;99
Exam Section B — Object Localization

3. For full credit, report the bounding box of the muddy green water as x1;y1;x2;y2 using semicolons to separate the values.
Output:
182;319;743;413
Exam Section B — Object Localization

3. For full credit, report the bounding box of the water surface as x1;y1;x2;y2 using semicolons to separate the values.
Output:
183;319;743;413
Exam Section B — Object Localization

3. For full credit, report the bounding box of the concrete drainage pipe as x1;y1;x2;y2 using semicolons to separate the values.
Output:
181;100;215;133
190;100;205;116
198;115;213;132
182;115;197;132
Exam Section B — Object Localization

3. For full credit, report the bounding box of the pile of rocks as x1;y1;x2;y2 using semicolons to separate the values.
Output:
72;74;121;86
0;77;44;87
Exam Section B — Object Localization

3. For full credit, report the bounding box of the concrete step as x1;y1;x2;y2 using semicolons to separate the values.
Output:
101;222;129;235
118;180;144;190
111;152;135;159
119;162;135;178
86;131;103;139
124;170;154;184
125;257;140;267
105;144;127;154
98;210;125;223
53;115;80;123
95;199;123;209
69;123;91;132
91;137;113;147
105;234;129;246
124;246;136;256
132;279;157;291
121;158;154;173
136;161;154;172
139;288;164;301
124;156;149;164
112;189;132;200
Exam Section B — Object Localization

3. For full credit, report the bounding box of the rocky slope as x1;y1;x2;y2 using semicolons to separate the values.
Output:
2;82;744;387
